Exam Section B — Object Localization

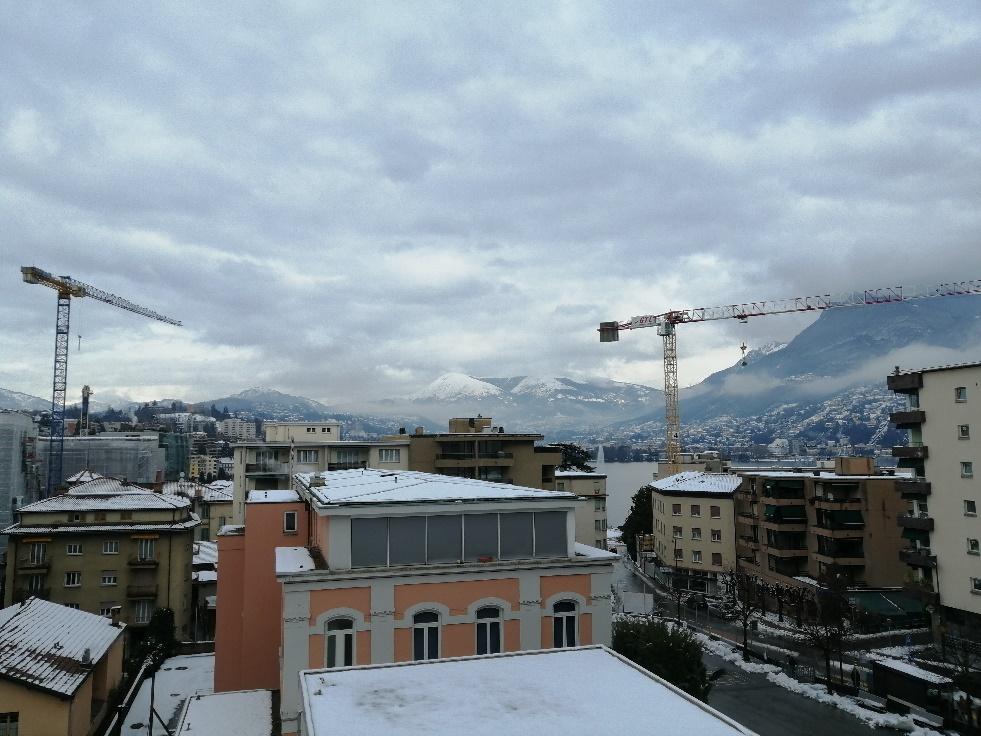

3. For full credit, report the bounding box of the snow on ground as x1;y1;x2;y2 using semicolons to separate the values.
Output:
122;654;215;734
867;644;932;659
694;633;944;734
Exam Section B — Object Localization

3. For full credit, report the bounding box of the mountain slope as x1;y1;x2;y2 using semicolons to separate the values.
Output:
0;388;49;412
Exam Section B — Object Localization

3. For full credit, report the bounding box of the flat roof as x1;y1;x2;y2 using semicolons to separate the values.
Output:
736;471;898;480
554;470;607;478
299;646;755;736
652;471;741;496
892;360;981;376
175;689;273;736
247;489;301;504
296;468;576;507
276;546;317;574
0;598;124;698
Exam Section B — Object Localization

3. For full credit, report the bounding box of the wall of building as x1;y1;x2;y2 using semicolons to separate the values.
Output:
920;368;981;618
263;423;342;443
0;680;72;736
38;434;166;486
556;473;608;549
652;491;735;594
0;411;38;548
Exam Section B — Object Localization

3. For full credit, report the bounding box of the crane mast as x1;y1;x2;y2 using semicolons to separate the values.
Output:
21;266;181;497
600;279;981;467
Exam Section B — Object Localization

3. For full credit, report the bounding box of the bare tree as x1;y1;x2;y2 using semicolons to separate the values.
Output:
720;568;764;661
800;569;853;693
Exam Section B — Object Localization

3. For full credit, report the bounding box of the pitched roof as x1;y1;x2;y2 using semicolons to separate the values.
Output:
650;471;741;496
296;469;576;507
193;541;218;566
64;477;147;495
65;469;104;483
19;489;190;512
3;516;201;536
0;598;124;697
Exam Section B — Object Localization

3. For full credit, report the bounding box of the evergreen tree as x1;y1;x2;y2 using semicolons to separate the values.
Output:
620;484;653;560
613;618;714;701
554;443;596;472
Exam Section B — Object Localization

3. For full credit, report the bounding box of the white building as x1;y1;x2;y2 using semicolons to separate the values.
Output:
555;470;608;549
0;411;39;549
219;418;257;441
264;422;342;443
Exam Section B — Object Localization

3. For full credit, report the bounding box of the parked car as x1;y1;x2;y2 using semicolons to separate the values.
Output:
707;601;739;620
685;593;709;611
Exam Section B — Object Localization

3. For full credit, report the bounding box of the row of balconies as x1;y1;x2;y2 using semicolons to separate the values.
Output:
900;547;936;568
13;583;158;602
897;513;934;531
17;556;159;570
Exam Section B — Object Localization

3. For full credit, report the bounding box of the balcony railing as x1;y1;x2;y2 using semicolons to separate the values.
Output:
900;547;937;568
896;477;931;496
128;556;159;568
898;514;934;532
245;461;289;474
13;588;50;602
892;444;929;460
890;410;926;427
328;461;367;471
887;373;923;392
126;584;158;598
16;558;50;572
436;452;514;460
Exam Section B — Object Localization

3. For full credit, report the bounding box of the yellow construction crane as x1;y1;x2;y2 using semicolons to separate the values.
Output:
600;279;981;464
21;266;181;496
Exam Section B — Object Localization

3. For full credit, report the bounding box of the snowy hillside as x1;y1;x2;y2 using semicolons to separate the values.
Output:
0;388;48;411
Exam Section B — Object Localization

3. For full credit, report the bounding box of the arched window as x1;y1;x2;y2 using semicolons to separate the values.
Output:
552;600;577;648
412;611;440;660
326;617;354;668
475;606;502;655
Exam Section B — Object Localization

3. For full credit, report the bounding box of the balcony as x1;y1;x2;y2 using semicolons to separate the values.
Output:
890;410;926;428
900;547;937;568
898;514;934;532
435;452;514;469
328;461;367;471
13;588;50;602
896;477;931;496
813;496;863;510
767;546;809;558
126;584;158;598
128;556;159;569
814;552;865;566
16;558;50;572
892;444;929;460
245;461;289;475
887;372;923;392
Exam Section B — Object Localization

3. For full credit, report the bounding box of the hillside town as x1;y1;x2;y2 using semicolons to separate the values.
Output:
4;4;981;736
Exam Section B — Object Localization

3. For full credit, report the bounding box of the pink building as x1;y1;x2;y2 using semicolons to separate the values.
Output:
215;469;616;734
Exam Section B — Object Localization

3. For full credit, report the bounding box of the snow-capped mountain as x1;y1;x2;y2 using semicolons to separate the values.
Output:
410;373;505;402
0;388;49;412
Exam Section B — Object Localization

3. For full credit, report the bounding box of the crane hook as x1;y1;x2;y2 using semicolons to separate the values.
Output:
740;341;748;367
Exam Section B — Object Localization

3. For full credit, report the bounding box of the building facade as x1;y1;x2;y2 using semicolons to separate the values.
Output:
389;417;562;490
2;477;199;638
733;458;908;589
38;432;167;489
214;468;615;735
218;418;257;441
0;411;40;548
888;363;981;637
650;472;740;595
555;470;608;549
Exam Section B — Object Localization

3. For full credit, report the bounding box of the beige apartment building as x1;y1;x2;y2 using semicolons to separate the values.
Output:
555;470;608;549
389;417;562;490
888;362;981;638
650;472;741;595
733;457;908;590
163;479;234;542
219;418;257;441
189;454;217;479
263;421;342;442
1;476;199;638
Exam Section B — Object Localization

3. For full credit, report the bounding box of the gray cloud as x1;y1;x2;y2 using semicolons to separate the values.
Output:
2;2;981;405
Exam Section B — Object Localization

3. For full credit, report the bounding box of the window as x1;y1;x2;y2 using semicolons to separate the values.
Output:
389;516;426;565
99;605;117;617
306;427;315;433
69;512;84;523
137;538;155;560
100;571;118;586
691;528;702;541
552;601;577;648
962;462;974;478
200;528;210;542
464;514;499;561
103;540;119;555
692;550;702;563
672;504;681;516
284;511;298;534
0;712;18;736
672;526;682;539
134;599;154;625
64;572;81;587
960;425;971;440
674;547;684;560
65;603;80;610
965;500;977;516
956;387;968;402
326;618;355;668
711;529;722;542
412;611;440;660
121;511;132;520
351;517;389;567
27;574;44;594
29;542;46;565
429;515;465;562
691;505;701;517
594;519;606;531
710;505;721;519
297;449;318;464
973;578;981;594
968;539;980;555
594;498;606;512
322;427;331;433
556;482;565;490
533;511;567;558
475;606;502;655
66;543;82;556
712;552;723;566
379;448;401;463
95;511;106;521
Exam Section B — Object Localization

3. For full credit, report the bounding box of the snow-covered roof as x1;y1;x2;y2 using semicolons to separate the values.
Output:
193;541;218;566
205;595;217;609
555;470;607;478
64;477;148;495
4;516;201;536
66;469;104;483
175;689;272;736
19;490;190;512
871;657;953;685
203;486;233;503
0;598;124;697
248;489;301;504
651;471;741;496
296;469;576;507
276;546;317;574
299;646;755;736
737;471;897;480
573;542;617;559
194;570;218;583
892;360;981;377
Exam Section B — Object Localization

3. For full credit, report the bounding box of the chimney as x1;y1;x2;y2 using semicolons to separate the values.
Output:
80;648;92;669
110;606;122;628
399;427;406;435
414;427;424;435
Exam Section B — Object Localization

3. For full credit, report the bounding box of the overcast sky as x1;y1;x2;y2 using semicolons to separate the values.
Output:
2;2;980;407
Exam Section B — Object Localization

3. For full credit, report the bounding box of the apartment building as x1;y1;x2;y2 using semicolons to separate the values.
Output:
1;476;199;638
218;418;257;441
214;468;615;734
163;479;233;542
0;411;40;548
38;432;167;489
555;470;608;549
733;457;908;589
0;598;125;736
888;362;981;638
388;416;562;489
263;421;342;442
189;454;217;480
650;472;741;595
